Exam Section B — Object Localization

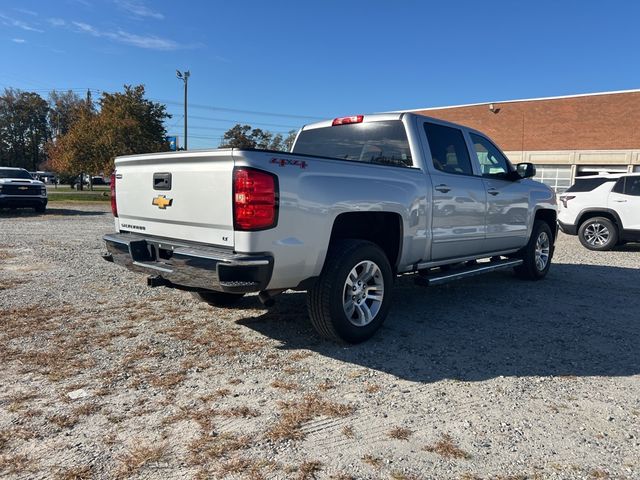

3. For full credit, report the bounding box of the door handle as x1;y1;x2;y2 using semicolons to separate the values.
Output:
487;188;499;196
613;199;627;203
435;184;451;193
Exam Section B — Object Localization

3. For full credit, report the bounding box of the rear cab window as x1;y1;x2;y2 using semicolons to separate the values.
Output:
292;120;413;168
423;122;473;175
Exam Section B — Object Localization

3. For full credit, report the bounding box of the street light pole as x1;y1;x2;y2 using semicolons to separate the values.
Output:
176;70;190;149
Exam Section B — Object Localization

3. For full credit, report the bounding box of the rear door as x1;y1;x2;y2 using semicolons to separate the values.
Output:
609;176;640;230
115;150;235;247
468;132;530;251
422;121;487;260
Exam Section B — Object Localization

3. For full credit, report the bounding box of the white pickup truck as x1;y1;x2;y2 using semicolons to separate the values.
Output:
103;113;557;343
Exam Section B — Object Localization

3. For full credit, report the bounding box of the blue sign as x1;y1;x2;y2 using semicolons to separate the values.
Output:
167;136;178;151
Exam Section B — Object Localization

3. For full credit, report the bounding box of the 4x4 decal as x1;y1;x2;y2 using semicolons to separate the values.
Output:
270;158;308;169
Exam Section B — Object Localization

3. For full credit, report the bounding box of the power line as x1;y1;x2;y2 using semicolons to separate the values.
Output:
164;113;300;129
186;124;293;134
156;98;323;120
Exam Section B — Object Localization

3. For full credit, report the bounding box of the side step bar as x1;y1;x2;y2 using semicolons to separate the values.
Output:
415;258;523;287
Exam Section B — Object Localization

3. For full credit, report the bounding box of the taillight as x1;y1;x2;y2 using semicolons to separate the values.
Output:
559;195;575;208
110;172;118;217
332;115;364;126
233;167;278;231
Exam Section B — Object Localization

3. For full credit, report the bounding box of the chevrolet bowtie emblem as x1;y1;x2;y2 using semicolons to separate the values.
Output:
152;195;173;209
18;186;29;190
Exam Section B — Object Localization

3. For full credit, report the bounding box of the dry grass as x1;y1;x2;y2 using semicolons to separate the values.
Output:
330;473;355;480
364;383;382;394
361;454;382;469
0;453;34;475
53;464;93;480
590;469;610;479
200;388;231;401
0;249;14;260
0;279;25;290
5;390;39;412
271;379;300;391
317;380;335;391
388;426;412;441
459;474;483;480
147;371;187;389
116;442;166;479
228;378;243;385
72;402;101;417
0;432;8;453
289;350;312;361
188;432;252;465
390;472;423;480
296;460;322;480
48;414;79;429
0;305;104;382
267;394;354;441
341;425;355;438
220;406;260;418
424;434;471;460
166;322;265;357
217;456;278;479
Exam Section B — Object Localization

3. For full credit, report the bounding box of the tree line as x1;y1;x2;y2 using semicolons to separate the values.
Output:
0;85;297;181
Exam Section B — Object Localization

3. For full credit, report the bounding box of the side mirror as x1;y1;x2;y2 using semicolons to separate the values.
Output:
516;162;536;179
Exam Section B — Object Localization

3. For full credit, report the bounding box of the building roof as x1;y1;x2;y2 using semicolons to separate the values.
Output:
405;89;640;151
399;88;640;113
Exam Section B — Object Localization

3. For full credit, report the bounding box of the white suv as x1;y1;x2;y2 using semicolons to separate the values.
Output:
558;173;640;250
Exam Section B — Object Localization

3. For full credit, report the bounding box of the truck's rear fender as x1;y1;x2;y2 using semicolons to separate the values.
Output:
232;150;429;290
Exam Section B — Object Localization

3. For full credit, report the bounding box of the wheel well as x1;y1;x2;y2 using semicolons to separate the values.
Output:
576;210;619;231
535;209;557;241
329;212;402;270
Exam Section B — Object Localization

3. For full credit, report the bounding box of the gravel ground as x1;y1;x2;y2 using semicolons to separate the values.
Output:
1;203;639;480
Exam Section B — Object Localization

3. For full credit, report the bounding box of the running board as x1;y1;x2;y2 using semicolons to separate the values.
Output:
414;258;523;287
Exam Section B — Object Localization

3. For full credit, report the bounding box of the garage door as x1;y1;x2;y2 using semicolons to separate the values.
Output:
533;165;572;193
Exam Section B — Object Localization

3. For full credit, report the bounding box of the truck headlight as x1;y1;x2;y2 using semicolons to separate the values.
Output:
41;187;47;196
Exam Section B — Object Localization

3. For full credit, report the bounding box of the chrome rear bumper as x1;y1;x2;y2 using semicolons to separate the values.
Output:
103;232;273;293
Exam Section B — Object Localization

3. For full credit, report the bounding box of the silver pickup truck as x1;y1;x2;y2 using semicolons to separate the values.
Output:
103;113;557;343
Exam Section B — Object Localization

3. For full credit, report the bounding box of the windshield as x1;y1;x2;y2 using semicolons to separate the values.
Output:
293;120;413;168
0;169;33;180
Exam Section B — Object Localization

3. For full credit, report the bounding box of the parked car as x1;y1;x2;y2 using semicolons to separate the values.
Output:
73;175;110;189
558;173;640;250
103;113;557;343
0;167;48;212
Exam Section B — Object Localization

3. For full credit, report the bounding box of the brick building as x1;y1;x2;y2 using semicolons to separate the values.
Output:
406;89;640;192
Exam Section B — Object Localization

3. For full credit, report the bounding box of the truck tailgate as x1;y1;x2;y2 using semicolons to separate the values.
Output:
114;150;234;248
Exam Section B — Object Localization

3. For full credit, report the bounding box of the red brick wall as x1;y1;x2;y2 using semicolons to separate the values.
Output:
413;91;640;151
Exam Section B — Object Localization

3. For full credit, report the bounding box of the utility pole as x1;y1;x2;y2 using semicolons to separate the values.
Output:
176;70;190;149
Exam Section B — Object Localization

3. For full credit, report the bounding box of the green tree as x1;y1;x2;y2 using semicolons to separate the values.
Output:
219;125;298;151
48;85;170;176
0;89;51;170
48;90;86;137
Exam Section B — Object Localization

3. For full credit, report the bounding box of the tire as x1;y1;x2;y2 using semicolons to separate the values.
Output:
514;220;554;280
192;291;245;307
307;239;393;344
578;216;618;251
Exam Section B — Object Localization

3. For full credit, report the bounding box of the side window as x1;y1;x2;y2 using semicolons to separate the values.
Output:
423;123;473;175
612;178;625;194
469;133;512;177
624;176;640;196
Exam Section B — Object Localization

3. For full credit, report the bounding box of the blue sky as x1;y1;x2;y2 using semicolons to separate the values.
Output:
1;0;639;149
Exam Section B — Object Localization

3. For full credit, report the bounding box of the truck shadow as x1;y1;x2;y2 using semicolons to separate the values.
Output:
236;263;640;382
